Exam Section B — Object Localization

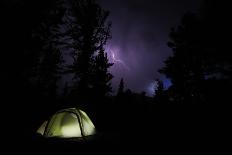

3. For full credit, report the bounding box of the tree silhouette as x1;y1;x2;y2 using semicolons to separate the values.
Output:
64;0;112;102
27;0;65;110
36;48;63;98
160;12;205;104
153;79;168;104
1;0;66;139
160;0;232;104
92;45;113;100
117;78;125;97
155;79;164;95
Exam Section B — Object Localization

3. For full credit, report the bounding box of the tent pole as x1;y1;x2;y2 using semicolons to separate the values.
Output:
75;108;85;140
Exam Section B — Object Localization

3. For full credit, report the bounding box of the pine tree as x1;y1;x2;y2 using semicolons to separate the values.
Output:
155;79;164;96
31;0;65;99
160;1;232;104
2;0;65;136
117;78;125;97
64;0;111;101
153;79;166;104
93;45;113;99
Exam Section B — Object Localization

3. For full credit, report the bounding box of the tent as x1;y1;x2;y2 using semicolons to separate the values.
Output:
37;108;96;138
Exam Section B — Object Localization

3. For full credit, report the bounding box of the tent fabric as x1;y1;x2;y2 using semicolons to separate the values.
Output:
37;108;96;138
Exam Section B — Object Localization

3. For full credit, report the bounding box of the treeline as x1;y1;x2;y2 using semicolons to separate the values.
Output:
154;0;232;107
2;0;113;137
2;0;231;143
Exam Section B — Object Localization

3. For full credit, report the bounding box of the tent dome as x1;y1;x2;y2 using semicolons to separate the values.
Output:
37;108;96;138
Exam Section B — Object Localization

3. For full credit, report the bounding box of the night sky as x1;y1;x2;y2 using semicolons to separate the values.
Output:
97;0;202;96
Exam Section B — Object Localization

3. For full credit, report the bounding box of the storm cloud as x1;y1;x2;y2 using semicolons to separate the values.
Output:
98;0;202;95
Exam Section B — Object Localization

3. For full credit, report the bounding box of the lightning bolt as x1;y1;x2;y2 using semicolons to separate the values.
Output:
110;49;130;71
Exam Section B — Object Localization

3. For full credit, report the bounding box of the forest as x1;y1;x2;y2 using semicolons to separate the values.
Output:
1;0;230;153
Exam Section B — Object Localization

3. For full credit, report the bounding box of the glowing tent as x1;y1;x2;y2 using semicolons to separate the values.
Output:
37;108;96;138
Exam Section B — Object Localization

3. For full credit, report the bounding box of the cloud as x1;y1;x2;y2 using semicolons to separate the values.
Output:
99;0;201;94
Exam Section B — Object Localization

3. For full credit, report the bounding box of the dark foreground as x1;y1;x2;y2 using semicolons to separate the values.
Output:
14;103;228;154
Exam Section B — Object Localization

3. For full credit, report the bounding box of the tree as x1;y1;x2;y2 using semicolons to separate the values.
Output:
65;0;112;102
154;79;164;97
117;78;125;97
160;12;206;104
17;0;65;100
92;45;113;100
153;79;166;104
28;0;65;103
1;0;65;137
36;47;63;98
160;0;232;104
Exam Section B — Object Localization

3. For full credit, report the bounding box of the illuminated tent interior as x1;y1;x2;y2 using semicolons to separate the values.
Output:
37;108;96;138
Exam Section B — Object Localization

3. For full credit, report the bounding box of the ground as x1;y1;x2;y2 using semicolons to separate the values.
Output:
19;103;227;154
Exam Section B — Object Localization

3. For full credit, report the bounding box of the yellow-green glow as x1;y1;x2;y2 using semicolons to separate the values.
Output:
61;113;81;137
36;108;96;138
80;110;96;135
37;121;47;135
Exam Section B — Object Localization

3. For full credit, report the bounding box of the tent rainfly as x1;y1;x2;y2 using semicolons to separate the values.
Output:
37;108;96;138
